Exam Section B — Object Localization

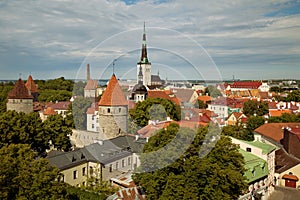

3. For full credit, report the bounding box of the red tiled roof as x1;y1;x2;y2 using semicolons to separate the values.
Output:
199;109;218;117
254;123;300;143
210;97;243;108
86;102;98;114
268;101;277;109
44;107;57;115
25;75;38;93
8;78;33;99
99;74;128;106
50;101;71;110
230;81;262;89
288;126;300;141
84;79;98;90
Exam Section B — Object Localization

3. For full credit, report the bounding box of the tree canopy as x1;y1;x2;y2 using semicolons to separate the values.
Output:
129;98;181;127
71;96;92;130
0;110;72;155
242;100;268;117
286;90;300;102
133;124;247;200
205;85;223;98
268;113;300;123
0;144;69;199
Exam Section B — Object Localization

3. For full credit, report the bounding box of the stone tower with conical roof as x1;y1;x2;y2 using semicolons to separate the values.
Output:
98;74;128;139
25;75;38;102
137;22;151;86
7;78;33;114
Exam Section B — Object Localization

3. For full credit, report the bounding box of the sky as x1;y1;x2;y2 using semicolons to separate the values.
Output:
0;0;300;81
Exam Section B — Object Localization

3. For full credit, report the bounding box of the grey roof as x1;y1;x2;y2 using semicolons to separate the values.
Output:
47;135;146;170
48;148;96;170
151;75;162;82
172;88;195;103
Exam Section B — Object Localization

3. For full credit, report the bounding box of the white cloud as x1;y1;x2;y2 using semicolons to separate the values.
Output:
0;0;299;80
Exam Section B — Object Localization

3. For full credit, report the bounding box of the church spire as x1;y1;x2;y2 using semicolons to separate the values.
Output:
140;22;149;64
138;64;143;84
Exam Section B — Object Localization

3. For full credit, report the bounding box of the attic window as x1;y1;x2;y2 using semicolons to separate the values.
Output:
246;147;251;152
72;155;76;162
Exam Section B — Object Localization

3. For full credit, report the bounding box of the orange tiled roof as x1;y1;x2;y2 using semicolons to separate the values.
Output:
8;78;33;99
269;109;291;117
44;107;57;115
148;90;180;105
197;95;211;103
282;174;299;181
25;75;38;93
99;74;128;106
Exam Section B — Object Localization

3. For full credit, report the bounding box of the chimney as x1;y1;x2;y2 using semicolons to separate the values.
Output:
87;64;90;80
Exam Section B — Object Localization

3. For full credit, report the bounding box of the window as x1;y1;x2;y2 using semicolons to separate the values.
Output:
119;108;121;113
128;157;131;165
122;159;125;167
116;162;119;170
109;164;113;172
92;124;94;128
73;170;78;179
246;147;251;152
82;167;86;176
108;108;110;113
92;116;94;120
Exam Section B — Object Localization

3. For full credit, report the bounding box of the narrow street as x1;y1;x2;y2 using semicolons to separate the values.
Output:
268;186;300;200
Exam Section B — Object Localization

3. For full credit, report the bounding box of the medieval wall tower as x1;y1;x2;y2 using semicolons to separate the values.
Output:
7;78;33;114
98;74;128;139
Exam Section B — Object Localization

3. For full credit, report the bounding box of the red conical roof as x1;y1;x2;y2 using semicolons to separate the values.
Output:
8;78;33;99
25;75;38;93
99;74;128;106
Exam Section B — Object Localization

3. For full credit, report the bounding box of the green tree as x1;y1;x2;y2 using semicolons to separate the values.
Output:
73;81;86;96
72;96;92;130
268;113;300;123
246;116;265;132
43;114;72;151
205;85;222;98
38;89;72;102
0;144;69;199
0;85;13;114
133;124;247;200
83;176;118;197
222;125;251;141
0;110;72;154
0;111;48;155
194;99;207;109
243;100;268;117
286;90;300;102
129;98;181;127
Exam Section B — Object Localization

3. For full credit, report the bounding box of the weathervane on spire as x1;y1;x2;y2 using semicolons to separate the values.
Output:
112;59;117;75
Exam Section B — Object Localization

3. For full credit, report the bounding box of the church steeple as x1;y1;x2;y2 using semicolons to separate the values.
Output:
139;22;150;64
138;64;143;84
